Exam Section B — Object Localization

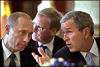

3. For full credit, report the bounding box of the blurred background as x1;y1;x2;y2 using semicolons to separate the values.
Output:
0;0;99;39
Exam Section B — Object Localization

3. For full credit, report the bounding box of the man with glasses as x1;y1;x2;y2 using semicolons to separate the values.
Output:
32;11;100;66
27;8;66;59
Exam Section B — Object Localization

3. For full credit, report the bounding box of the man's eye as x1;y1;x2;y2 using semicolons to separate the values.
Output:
20;31;26;34
67;31;72;33
62;32;65;34
38;27;43;31
63;31;72;34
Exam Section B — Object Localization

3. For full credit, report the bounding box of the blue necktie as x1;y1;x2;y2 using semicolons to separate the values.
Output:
40;45;47;52
87;52;94;66
9;54;16;67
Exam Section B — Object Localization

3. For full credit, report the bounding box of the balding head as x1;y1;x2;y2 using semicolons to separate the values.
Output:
6;12;32;28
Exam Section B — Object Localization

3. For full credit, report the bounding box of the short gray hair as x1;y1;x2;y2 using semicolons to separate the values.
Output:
60;11;94;36
6;12;32;27
36;8;63;33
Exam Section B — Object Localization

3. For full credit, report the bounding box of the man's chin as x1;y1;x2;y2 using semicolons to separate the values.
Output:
19;49;25;51
18;47;26;51
69;49;77;53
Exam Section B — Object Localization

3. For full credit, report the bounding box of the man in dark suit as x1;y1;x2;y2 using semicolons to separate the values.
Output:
0;12;36;67
55;11;100;66
27;8;65;58
55;37;100;66
32;11;100;66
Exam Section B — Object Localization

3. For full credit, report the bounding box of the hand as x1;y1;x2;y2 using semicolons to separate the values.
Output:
32;47;50;66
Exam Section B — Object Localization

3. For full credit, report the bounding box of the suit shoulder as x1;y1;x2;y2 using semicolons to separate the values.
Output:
55;36;65;43
24;39;38;52
54;46;69;57
0;39;2;43
95;37;100;42
95;37;100;50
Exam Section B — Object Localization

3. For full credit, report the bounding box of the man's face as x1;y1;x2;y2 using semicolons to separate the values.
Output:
7;17;33;52
32;16;54;44
61;19;86;52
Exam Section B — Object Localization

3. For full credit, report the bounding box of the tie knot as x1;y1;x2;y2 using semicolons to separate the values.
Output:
41;45;47;49
10;54;16;59
87;52;94;66
9;54;16;67
40;45;47;52
87;52;93;57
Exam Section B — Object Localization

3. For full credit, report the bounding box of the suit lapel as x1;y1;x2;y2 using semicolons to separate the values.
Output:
95;37;100;51
0;40;4;67
52;36;66;57
20;50;37;67
20;52;23;67
20;51;30;67
53;36;60;56
71;51;87;65
52;37;57;57
95;37;100;65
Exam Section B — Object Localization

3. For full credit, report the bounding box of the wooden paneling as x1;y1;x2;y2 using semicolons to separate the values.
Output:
10;1;41;19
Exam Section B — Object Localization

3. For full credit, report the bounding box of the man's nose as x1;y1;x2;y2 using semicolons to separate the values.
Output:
24;35;30;43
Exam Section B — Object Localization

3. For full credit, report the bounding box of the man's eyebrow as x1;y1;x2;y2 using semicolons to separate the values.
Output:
65;27;71;30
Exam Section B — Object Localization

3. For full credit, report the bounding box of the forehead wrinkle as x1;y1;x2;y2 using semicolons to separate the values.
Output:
65;27;71;30
63;26;72;31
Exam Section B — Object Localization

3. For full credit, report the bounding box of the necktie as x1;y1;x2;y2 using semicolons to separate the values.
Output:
40;45;47;52
87;52;94;66
9;54;16;67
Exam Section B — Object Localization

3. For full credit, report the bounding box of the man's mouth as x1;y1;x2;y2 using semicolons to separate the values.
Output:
66;44;72;48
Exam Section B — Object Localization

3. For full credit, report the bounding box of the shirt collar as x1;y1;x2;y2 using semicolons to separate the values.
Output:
90;39;99;57
2;40;20;61
38;37;54;52
81;38;99;57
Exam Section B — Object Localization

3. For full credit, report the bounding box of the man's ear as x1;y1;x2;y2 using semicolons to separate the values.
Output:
5;24;10;34
83;27;90;39
51;28;57;36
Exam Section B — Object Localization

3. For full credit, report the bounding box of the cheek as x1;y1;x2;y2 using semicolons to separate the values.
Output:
41;31;51;38
9;32;23;47
70;34;77;42
70;34;80;45
40;32;49;38
71;32;82;41
13;36;23;46
71;34;83;48
41;30;50;36
9;35;16;45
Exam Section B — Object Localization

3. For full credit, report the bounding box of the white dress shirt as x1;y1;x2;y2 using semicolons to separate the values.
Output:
81;39;99;66
38;37;54;58
2;40;20;66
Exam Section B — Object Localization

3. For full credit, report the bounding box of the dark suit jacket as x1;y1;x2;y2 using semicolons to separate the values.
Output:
26;35;66;57
54;37;100;66
0;40;36;67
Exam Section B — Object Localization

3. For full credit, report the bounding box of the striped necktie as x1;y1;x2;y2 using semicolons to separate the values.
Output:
87;52;94;66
